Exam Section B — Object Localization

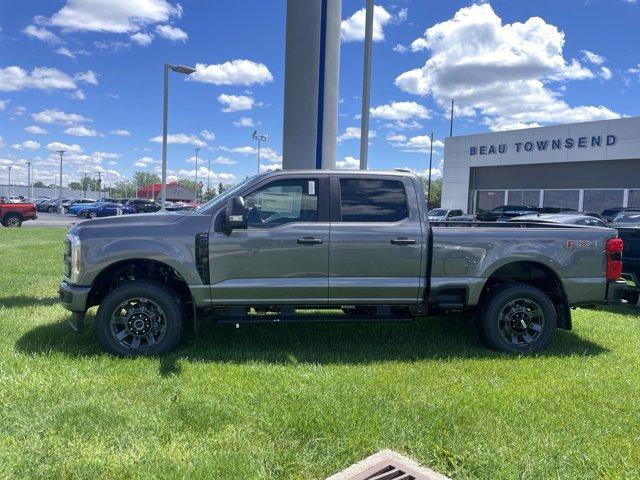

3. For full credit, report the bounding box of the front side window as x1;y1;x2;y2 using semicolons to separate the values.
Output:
339;178;408;222
244;179;318;228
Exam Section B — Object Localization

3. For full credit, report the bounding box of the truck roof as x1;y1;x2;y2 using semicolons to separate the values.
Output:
260;169;418;179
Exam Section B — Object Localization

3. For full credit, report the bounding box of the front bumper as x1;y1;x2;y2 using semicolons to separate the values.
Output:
59;281;91;313
605;279;629;305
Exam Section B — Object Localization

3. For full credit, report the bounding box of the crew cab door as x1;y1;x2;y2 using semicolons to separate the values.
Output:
209;176;330;304
328;175;425;304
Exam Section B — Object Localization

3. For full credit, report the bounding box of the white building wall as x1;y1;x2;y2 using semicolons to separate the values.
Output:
442;117;640;211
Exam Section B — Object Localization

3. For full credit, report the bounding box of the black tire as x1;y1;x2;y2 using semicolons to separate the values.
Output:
2;213;22;227
96;281;184;356
88;211;98;219
477;283;557;354
63;207;69;214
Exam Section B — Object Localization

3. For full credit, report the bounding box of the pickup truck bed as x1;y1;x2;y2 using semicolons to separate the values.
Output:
59;170;627;357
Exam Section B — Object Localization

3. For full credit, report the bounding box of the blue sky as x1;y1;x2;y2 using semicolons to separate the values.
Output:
1;0;639;190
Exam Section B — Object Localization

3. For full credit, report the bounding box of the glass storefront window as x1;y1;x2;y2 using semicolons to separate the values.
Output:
629;190;640;208
476;191;505;212
543;190;579;210
508;190;540;208
583;190;624;214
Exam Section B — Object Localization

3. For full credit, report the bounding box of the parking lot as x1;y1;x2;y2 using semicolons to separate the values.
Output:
24;212;80;229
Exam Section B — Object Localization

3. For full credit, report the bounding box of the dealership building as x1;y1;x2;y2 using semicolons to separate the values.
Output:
441;116;640;214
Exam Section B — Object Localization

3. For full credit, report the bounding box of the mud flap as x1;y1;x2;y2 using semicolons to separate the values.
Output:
68;312;85;333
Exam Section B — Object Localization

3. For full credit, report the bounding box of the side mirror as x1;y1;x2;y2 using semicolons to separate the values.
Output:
225;196;247;231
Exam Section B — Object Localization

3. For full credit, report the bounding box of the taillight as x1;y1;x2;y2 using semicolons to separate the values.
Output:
606;237;623;281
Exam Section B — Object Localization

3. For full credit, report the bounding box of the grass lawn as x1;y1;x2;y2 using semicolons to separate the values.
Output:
1;228;640;479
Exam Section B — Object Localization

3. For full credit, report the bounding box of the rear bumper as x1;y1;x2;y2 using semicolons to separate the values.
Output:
59;281;90;313
605;279;629;305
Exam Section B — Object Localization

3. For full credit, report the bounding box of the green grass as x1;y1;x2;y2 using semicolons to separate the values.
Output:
1;228;640;479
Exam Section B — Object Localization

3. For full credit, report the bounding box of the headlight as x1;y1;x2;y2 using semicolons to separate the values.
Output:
66;234;82;283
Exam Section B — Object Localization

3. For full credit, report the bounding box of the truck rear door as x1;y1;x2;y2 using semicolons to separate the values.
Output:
328;175;425;304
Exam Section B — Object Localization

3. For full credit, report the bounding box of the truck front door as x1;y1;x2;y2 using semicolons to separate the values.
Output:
209;176;330;304
328;176;425;304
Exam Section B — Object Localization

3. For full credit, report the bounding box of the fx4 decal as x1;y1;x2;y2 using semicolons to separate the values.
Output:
566;239;599;249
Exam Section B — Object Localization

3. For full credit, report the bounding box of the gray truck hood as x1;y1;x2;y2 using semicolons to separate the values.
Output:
69;211;186;234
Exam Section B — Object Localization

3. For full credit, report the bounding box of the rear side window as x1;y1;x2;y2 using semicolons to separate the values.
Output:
339;178;408;222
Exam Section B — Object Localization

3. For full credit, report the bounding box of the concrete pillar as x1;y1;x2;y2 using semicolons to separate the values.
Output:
282;0;341;170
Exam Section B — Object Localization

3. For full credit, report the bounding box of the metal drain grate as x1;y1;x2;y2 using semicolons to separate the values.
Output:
326;449;451;480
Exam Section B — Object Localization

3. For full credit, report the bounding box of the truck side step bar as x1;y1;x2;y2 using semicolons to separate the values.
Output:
214;314;415;325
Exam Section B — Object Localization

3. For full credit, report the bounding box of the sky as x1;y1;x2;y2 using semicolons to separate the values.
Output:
1;0;639;190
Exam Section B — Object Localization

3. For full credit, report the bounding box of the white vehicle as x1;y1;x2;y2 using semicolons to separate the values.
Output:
8;196;24;203
428;208;464;221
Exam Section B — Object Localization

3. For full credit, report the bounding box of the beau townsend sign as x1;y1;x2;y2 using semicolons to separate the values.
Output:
469;134;617;156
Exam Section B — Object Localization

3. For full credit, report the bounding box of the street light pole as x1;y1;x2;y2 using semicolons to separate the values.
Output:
359;0;374;170
194;147;200;202
252;130;267;173
207;156;211;199
7;166;11;197
427;131;434;210
160;62;197;211
57;150;65;212
26;162;32;199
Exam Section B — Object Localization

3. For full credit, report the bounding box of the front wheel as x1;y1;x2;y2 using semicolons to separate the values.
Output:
96;281;184;356
2;214;22;227
477;283;557;354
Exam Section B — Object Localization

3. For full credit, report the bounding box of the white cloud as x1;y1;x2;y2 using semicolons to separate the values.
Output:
0;100;7;111
233;117;255;128
336;156;360;169
212;156;237;166
370;101;430;120
388;134;444;153
200;130;215;140
110;129;131;136
25;125;48;135
32;108;90;124
155;24;187;42
395;3;619;131
410;38;428;52
75;70;98;85
218;94;254;113
14;106;26;116
133;156;157;168
23;25;62;44
600;66;613;80
0;66;77;92
581;50;605;65
130;32;154;46
149;133;206;147
176;167;236;184
259;163;281;174
12;140;41;151
70;89;86;100
46;142;83;154
337;126;376;142
341;6;393;42
64;125;97;137
191;60;273;86
56;47;76;59
221;145;281;162
393;44;408;53
49;0;182;33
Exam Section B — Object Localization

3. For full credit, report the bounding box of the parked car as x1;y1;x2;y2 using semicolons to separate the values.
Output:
60;169;626;357
8;196;25;203
475;205;540;222
69;202;97;216
610;211;640;228
0;197;37;227
62;198;96;214
80;202;133;219
602;207;636;222
124;199;161;213
508;213;609;228
39;198;70;213
428;208;464;221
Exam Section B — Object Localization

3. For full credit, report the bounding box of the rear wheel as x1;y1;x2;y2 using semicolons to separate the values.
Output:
88;211;98;219
2;214;22;227
477;283;557;354
96;281;184;356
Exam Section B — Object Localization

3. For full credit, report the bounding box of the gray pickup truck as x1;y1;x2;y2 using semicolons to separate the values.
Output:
60;170;626;356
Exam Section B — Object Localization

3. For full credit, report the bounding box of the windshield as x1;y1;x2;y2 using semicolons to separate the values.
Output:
612;212;640;223
429;209;447;216
194;176;257;214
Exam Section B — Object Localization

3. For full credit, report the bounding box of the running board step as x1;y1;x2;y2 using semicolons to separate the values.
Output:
215;315;414;325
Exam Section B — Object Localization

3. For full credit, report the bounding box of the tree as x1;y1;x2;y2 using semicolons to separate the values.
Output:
419;176;442;209
133;172;160;188
218;182;225;194
68;181;83;191
33;181;46;188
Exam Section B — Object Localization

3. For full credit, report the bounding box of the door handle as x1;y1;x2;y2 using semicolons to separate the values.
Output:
297;237;324;245
390;237;416;245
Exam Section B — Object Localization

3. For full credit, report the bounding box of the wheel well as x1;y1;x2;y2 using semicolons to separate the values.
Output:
480;261;571;330
87;259;193;317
